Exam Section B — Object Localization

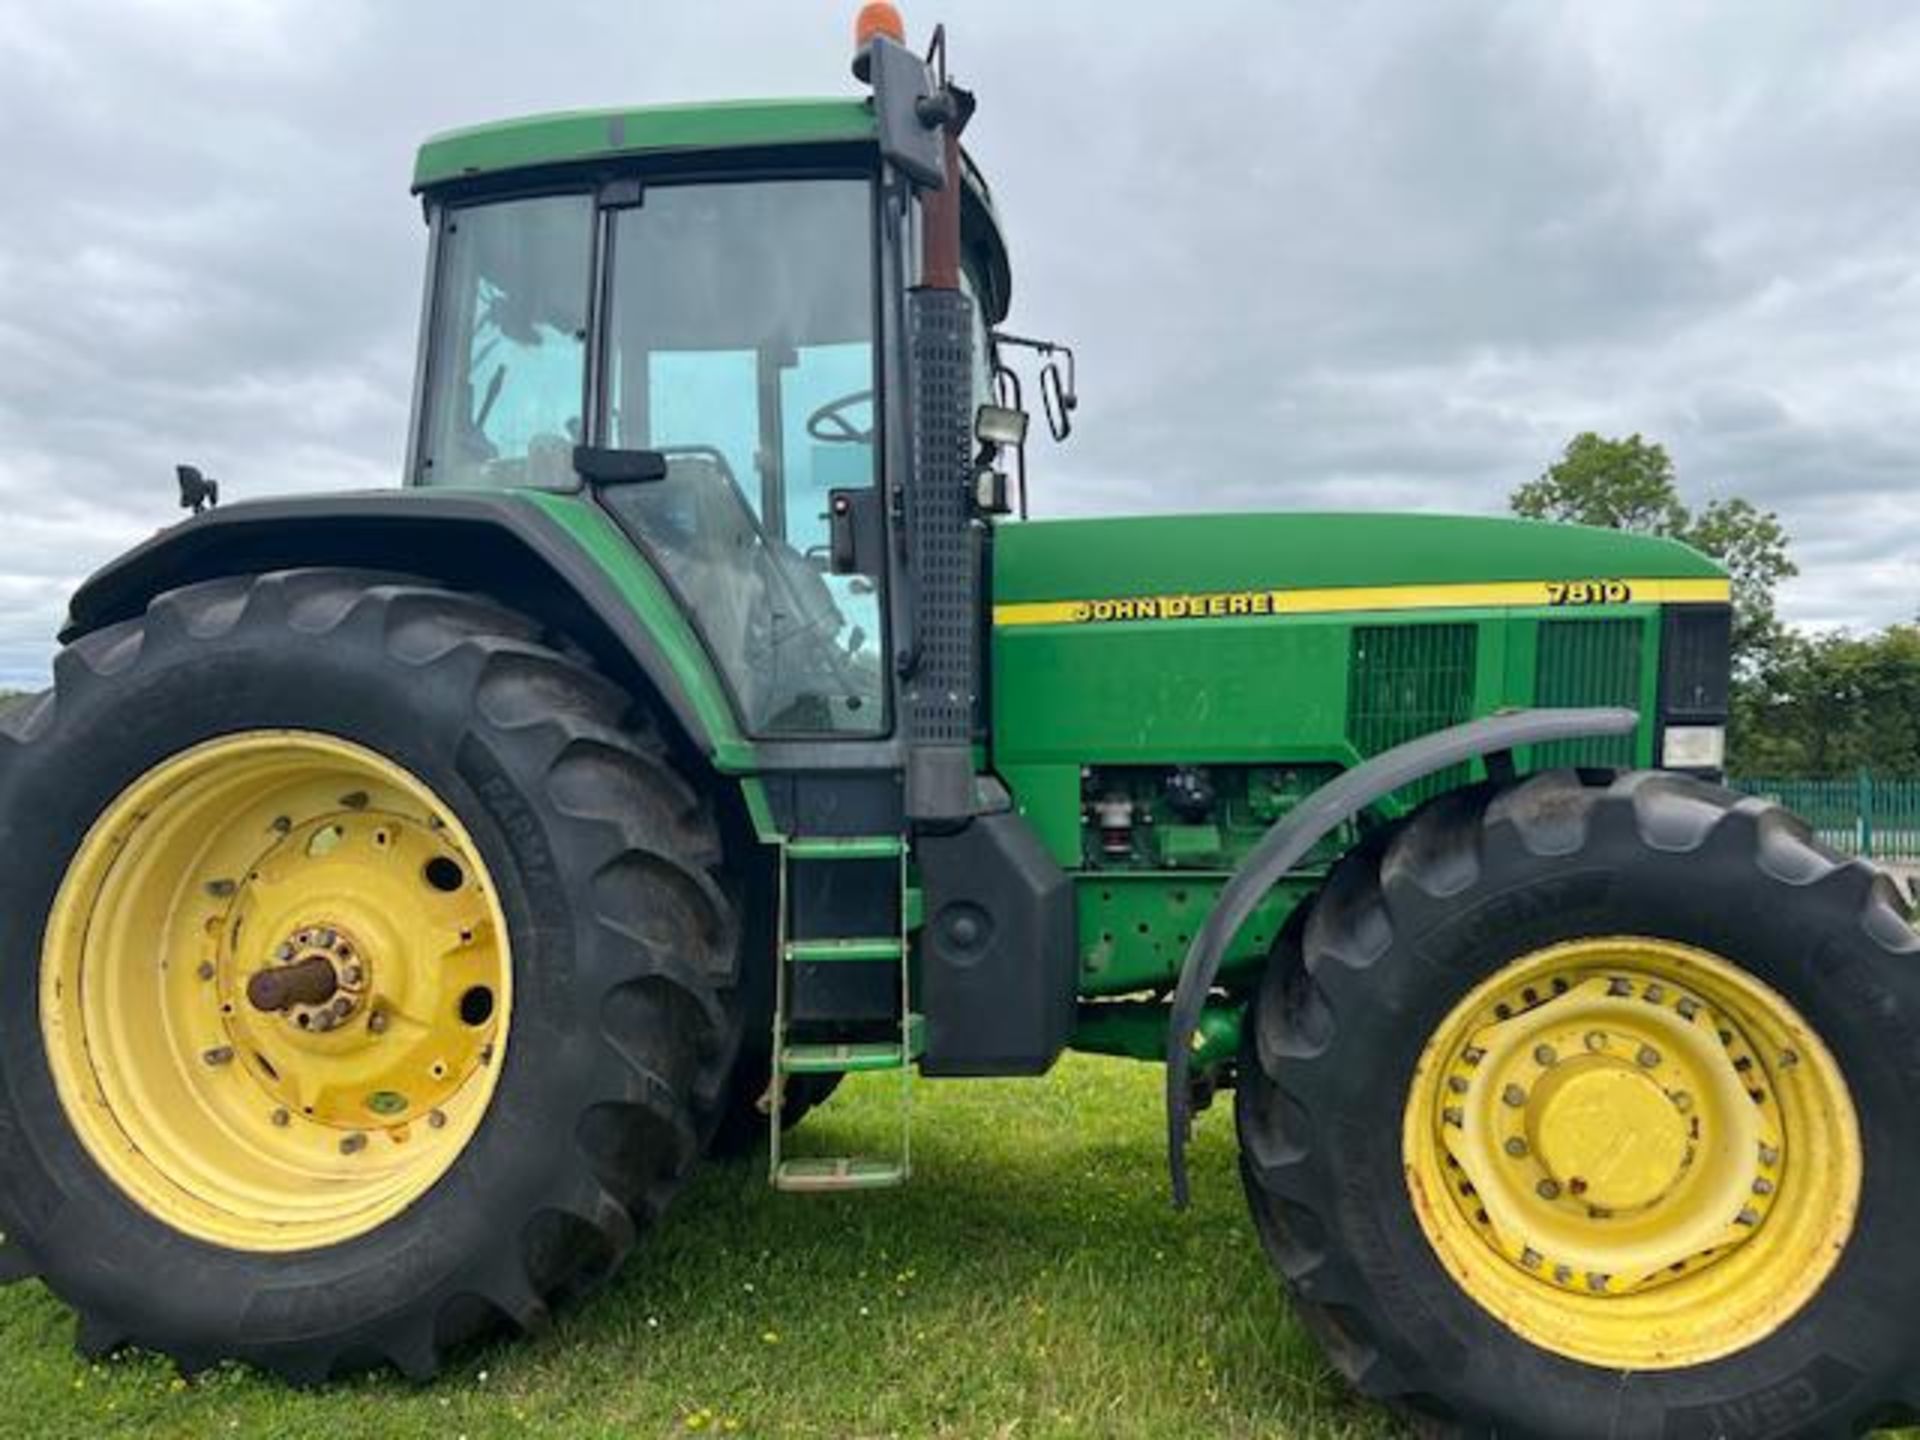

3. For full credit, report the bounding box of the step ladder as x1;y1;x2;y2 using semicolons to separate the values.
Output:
770;835;921;1193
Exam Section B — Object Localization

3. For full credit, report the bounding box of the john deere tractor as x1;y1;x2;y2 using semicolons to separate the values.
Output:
1;10;1914;1436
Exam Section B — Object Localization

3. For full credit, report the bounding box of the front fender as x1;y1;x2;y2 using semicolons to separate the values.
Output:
1164;706;1640;1208
62;489;754;769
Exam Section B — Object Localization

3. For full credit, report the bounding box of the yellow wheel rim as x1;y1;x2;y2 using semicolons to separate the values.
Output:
40;731;513;1252
1402;937;1860;1369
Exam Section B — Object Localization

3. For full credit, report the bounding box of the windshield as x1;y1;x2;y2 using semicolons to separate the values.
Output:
415;194;592;489
601;178;883;737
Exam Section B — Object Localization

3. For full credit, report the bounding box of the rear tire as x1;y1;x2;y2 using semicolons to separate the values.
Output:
1238;770;1920;1439
0;569;742;1381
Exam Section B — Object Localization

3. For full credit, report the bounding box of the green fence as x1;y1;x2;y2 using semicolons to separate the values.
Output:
1732;775;1920;862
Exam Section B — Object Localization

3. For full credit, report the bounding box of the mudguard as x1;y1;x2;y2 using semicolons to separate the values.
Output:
61;489;752;767
1164;706;1640;1207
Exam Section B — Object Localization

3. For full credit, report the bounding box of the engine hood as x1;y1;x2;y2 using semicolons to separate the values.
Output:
992;512;1725;619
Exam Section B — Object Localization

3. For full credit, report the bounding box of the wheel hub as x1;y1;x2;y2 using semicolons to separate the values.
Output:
1531;1063;1689;1212
1436;969;1781;1295
1404;935;1860;1370
248;922;369;1032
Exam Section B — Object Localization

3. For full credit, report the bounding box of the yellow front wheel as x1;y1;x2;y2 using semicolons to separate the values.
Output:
0;572;739;1382
1239;771;1920;1439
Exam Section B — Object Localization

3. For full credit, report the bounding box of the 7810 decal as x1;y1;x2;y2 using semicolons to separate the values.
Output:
1545;579;1634;606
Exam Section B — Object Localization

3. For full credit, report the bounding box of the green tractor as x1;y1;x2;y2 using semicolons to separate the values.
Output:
1;10;1914;1436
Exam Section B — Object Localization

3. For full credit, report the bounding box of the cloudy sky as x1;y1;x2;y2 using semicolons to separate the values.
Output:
2;0;1917;687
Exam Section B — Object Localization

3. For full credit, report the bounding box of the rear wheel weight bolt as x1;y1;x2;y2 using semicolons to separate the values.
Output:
428;1110;447;1130
1504;1137;1529;1159
340;1133;367;1156
271;1108;289;1128
1537;1179;1562;1201
1585;1031;1608;1052
368;1011;389;1035
1637;1045;1662;1069
196;961;215;981
202;1046;233;1067
1533;1044;1558;1067
1502;1085;1528;1109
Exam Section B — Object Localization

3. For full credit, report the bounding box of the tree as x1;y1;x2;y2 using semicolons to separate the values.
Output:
1732;627;1920;777
1511;433;1690;535
1512;432;1797;677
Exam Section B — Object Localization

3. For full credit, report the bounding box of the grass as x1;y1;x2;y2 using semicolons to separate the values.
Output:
0;1055;1398;1439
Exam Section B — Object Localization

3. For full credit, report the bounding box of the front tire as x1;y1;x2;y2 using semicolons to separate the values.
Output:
0;570;742;1381
1238;770;1920;1438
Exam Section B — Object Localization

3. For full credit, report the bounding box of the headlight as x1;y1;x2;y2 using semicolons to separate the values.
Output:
1662;725;1726;770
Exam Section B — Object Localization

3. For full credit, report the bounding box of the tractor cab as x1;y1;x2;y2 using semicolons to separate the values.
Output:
404;60;1019;746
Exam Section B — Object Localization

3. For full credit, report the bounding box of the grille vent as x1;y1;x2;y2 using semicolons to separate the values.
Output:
1534;619;1642;768
1347;624;1477;806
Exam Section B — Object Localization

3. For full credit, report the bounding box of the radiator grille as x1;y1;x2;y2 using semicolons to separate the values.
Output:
1534;619;1642;768
1347;625;1477;806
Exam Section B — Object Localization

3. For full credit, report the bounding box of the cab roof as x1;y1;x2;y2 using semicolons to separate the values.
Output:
413;98;877;190
412;97;1011;319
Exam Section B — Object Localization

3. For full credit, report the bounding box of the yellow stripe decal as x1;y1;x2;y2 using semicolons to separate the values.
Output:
991;577;1731;628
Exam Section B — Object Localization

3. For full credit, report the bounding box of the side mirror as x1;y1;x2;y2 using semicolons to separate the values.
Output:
574;445;667;487
993;331;1078;444
1040;356;1077;442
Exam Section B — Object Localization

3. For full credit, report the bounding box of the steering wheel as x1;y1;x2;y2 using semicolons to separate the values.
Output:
805;389;875;445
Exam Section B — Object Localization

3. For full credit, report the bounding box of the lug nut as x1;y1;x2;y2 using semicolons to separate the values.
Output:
1585;1031;1608;1052
271;1108;290;1128
1637;1045;1662;1069
1502;1084;1528;1109
427;1110;447;1130
339;1133;367;1155
1537;1179;1562;1201
342;964;363;987
196;961;216;981
368;1010;390;1034
1504;1137;1529;1159
1533;1044;1558;1067
202;1046;234;1067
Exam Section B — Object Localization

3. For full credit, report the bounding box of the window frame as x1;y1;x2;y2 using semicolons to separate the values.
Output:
409;150;893;743
410;185;600;492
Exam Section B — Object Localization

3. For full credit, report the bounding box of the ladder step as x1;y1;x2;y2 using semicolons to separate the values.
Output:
785;836;905;862
774;1157;907;1194
783;936;903;964
782;1016;925;1074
